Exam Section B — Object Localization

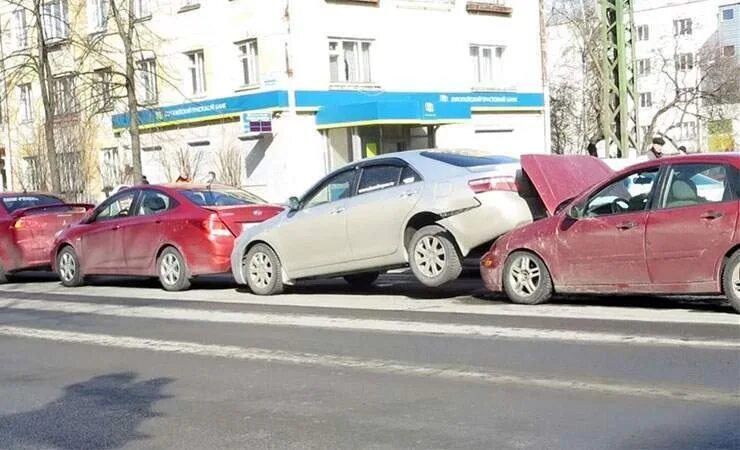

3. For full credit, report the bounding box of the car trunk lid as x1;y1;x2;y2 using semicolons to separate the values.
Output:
11;204;92;261
521;155;614;215
205;205;284;236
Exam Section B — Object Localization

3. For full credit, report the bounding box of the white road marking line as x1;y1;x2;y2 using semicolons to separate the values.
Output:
1;298;738;349
1;283;737;325
0;325;736;406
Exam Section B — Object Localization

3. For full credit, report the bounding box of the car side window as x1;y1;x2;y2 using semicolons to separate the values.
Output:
94;191;136;222
357;165;403;195
660;164;732;209
584;169;659;217
303;170;356;209
137;191;173;216
400;166;422;185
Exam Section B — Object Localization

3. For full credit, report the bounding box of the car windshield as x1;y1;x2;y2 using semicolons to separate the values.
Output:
0;195;62;213
180;189;266;207
421;150;518;167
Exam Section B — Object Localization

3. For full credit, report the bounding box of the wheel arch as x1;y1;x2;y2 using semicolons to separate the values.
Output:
403;212;465;259
155;243;191;277
242;239;289;283
503;247;556;292
718;244;740;293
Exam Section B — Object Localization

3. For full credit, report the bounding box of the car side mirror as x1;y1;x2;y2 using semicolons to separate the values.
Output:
287;196;300;211
566;205;581;220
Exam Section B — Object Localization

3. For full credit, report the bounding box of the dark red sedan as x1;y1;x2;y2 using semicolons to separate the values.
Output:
0;193;92;282
52;184;283;291
481;153;740;313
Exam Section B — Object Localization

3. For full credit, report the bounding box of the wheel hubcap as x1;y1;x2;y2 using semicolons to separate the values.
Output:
414;236;446;277
509;255;541;297
59;253;76;282
161;254;181;286
248;252;273;288
732;264;740;296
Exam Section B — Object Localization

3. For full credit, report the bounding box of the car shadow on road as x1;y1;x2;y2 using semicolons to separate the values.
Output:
0;372;173;450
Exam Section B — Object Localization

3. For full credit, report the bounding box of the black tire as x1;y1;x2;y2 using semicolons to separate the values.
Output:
57;246;84;287
408;225;463;287
0;262;8;284
243;244;283;295
343;272;380;288
157;247;191;292
721;251;740;314
502;251;553;305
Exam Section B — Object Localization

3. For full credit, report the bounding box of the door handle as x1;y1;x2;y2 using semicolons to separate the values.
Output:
400;191;417;198
330;207;345;215
700;211;723;220
112;225;121;230
616;221;638;230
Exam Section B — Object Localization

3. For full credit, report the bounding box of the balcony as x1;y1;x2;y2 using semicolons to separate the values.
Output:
466;1;512;16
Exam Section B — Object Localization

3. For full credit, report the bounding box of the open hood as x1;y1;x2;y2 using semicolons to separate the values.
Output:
521;155;614;215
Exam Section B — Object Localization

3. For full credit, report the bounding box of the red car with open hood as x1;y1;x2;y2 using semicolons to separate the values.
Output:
481;153;740;313
52;184;283;291
0;193;92;282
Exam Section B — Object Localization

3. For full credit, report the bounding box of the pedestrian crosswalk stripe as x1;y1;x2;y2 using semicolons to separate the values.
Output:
1;298;737;349
0;325;736;406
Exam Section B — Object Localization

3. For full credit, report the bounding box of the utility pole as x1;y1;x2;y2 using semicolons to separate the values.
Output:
599;0;639;158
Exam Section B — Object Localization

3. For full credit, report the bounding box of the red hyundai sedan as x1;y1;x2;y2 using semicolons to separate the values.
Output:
52;184;283;291
481;153;740;313
0;193;92;282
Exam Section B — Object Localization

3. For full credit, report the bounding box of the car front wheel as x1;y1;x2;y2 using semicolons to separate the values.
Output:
57;246;84;287
158;247;191;291
502;251;553;305
244;244;283;295
721;251;740;314
408;225;463;287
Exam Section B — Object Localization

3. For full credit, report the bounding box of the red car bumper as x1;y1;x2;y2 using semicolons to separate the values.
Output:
480;250;504;292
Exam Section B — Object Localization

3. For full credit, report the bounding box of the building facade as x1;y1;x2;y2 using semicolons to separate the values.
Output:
0;0;548;202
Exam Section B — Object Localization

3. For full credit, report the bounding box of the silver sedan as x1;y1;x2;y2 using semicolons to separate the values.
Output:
231;149;542;295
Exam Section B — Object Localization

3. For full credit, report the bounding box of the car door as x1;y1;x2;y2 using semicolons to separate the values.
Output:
276;169;357;272
82;190;138;274
345;163;423;260
555;167;660;287
645;163;738;284
123;190;176;273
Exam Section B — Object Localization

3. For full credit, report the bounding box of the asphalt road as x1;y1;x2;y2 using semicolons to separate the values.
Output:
0;272;738;450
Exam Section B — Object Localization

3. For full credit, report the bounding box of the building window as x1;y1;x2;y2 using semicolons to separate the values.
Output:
185;50;206;95
88;0;108;32
12;9;28;50
58;150;83;196
723;45;736;57
52;75;76;116
679;121;696;139
237;40;259;87
637;24;649;41
675;53;694;71
637;58;651;76
673;18;692;36
470;44;505;85
722;8;734;21
639;92;652;108
329;38;372;84
100;147;121;188
133;0;150;19
137;59;157;104
94;68;113;111
24;156;43;191
19;83;33;122
43;0;69;41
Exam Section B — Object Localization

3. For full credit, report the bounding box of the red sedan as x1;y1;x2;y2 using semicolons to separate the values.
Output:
52;184;283;291
481;153;740;313
0;193;92;282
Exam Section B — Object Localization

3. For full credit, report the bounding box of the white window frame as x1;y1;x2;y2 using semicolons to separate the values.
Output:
637;58;651;76
52;75;76;116
87;0;109;32
639;92;652;108
237;39;259;87
329;38;373;84
679;121;696;139
637;24;649;41
43;0;69;41
94;68;113;111
722;8;734;21
675;53;694;71
673;18;692;36
723;45;736;58
19;83;33;122
185;50;206;96
12;9;28;50
137;59;158;104
100;147;121;188
470;44;506;87
132;0;150;19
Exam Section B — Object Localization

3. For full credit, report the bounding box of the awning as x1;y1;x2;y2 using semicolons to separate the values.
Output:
315;100;471;130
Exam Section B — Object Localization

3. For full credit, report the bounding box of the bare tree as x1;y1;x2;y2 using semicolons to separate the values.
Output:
159;146;204;183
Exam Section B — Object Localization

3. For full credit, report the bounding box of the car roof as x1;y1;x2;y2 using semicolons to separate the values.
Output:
0;192;61;199
613;153;740;176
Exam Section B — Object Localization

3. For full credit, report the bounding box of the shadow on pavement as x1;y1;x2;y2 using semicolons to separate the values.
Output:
618;409;740;449
0;372;173;450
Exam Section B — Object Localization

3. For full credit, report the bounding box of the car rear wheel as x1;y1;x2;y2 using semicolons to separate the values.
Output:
502;251;553;305
244;244;283;295
408;225;463;287
721;251;740;314
343;272;380;288
0;263;8;284
158;247;191;292
58;246;84;287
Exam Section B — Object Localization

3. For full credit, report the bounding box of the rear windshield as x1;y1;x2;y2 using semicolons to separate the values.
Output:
421;151;518;167
1;195;62;213
180;189;266;207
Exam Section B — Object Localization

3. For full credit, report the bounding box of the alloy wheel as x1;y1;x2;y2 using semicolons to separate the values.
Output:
160;253;181;286
59;252;76;282
732;263;740;297
414;236;446;278
249;252;274;288
508;254;541;297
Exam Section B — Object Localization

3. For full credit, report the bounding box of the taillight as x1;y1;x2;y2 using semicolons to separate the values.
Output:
468;176;517;193
202;214;233;237
12;218;24;230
